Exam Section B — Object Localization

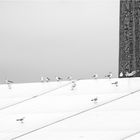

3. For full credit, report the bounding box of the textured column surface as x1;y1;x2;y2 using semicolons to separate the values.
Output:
119;0;140;77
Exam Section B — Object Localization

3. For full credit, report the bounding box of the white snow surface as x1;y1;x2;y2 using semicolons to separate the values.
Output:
0;78;140;140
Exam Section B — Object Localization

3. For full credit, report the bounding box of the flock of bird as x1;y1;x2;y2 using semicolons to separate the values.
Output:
2;72;122;132
4;72;116;90
6;70;138;85
40;72;113;83
2;71;140;139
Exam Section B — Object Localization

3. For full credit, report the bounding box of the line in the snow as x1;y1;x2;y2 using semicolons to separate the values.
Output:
122;130;140;140
10;88;140;140
0;81;73;111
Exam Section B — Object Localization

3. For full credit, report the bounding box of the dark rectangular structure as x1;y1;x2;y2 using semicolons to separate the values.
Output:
119;0;140;77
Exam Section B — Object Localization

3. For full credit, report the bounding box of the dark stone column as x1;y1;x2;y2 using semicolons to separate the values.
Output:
119;0;140;77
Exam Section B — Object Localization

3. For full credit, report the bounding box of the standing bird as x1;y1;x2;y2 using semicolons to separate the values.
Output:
55;76;62;81
91;98;98;104
40;76;45;82
119;72;123;77
5;80;14;84
92;74;98;79
125;70;139;77
5;80;14;89
105;72;112;79
112;81;118;87
71;81;76;90
66;76;72;81
45;77;50;82
16;117;25;124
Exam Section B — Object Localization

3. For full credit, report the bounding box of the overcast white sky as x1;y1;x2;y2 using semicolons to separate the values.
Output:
0;0;119;83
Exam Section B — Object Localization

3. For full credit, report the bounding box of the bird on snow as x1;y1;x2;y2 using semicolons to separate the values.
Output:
16;117;25;124
105;72;112;79
55;76;62;81
92;74;98;79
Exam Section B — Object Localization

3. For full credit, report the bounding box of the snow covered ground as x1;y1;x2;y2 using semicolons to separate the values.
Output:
0;78;140;140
